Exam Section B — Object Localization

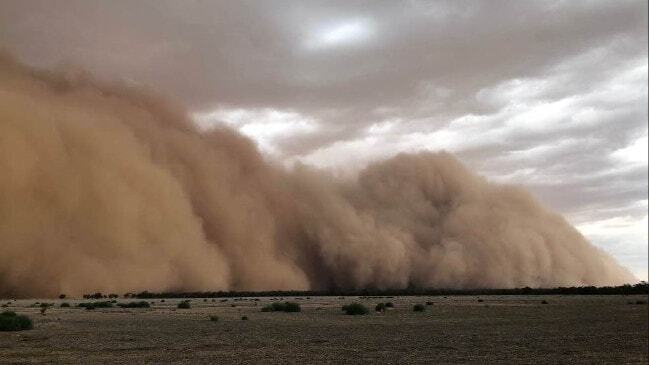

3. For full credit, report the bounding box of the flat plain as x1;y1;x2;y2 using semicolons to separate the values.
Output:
0;295;647;364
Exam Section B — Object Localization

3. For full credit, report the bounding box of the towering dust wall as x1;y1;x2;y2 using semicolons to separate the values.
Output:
0;55;635;297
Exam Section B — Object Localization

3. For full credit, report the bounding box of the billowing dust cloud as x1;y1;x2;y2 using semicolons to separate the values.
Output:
0;55;635;297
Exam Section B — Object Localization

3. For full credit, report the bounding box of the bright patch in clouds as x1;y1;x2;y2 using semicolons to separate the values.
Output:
193;108;319;156
612;135;648;165
304;18;375;50
577;211;648;281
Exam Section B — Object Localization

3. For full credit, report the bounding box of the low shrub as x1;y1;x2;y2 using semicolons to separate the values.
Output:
413;304;426;312
0;311;33;331
425;301;434;305
78;301;114;310
177;301;191;309
60;303;70;308
58;294;66;299
477;299;484;303
385;302;394;308
209;316;219;322
636;300;646;305
283;302;301;312
342;303;369;315
118;301;151;308
260;302;301;312
541;300;549;305
241;316;248;320
375;303;387;312
83;293;104;300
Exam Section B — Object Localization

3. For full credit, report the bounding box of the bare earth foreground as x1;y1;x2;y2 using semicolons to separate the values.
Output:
0;295;647;364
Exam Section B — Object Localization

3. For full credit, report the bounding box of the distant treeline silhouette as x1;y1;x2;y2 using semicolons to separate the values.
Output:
123;282;648;299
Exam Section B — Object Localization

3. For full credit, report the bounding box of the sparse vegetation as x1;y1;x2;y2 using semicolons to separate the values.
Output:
177;301;191;309
118;301;151;308
78;301;114;310
0;295;646;363
0;311;33;331
413;304;426;312
342;303;369;315
83;293;104;300
260;302;302;313
39;304;52;315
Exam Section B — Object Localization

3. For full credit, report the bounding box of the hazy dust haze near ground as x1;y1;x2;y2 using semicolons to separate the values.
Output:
0;54;636;298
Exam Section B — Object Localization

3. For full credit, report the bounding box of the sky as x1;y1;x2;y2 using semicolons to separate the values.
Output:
0;0;647;281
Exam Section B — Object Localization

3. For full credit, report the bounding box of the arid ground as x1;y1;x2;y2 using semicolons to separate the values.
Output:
1;295;647;364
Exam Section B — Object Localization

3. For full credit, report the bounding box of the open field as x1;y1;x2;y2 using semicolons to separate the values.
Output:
1;295;647;364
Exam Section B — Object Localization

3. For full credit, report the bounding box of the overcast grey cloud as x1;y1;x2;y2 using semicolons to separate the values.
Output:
0;0;647;279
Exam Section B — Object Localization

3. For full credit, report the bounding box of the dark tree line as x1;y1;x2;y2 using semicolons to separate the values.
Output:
126;282;648;299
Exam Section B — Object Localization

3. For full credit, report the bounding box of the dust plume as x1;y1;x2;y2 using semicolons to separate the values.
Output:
0;54;635;297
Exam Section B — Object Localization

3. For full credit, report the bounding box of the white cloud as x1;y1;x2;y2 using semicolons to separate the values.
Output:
304;18;376;51
193;108;320;156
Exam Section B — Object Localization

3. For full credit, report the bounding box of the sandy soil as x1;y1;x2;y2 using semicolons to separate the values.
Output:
0;295;647;364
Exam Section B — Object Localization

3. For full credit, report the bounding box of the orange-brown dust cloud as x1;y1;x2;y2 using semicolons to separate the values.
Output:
0;54;635;297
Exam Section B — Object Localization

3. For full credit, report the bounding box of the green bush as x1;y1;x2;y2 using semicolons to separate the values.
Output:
60;303;70;308
0;311;33;331
260;302;301;313
177;301;191;309
413;304;426;312
342;303;369;315
78;301;114;310
283;302;301;312
118;301;151;308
